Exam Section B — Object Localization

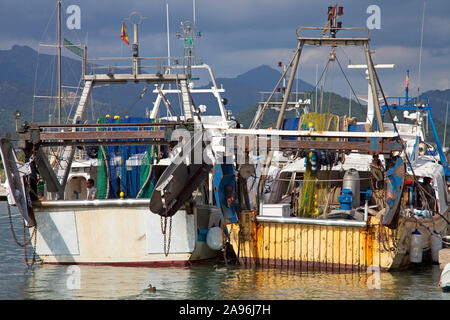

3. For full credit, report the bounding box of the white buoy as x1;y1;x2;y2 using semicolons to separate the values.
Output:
440;263;450;292
410;229;423;264
206;226;223;251
431;231;442;263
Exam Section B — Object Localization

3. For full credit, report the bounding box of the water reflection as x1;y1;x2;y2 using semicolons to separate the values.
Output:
1;202;449;300
25;265;201;300
21;263;449;300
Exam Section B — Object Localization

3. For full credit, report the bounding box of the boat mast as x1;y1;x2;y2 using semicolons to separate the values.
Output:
417;0;426;99
444;102;449;148
166;1;171;69
193;0;196;25
58;0;62;124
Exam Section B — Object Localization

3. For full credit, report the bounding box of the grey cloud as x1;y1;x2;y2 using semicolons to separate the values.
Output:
0;0;449;95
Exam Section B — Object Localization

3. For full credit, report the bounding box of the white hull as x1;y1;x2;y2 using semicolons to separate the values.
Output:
29;200;221;266
0;184;7;198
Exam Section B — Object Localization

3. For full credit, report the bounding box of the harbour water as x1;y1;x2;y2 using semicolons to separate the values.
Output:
1;202;449;300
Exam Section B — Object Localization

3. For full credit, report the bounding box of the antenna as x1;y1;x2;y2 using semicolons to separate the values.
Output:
417;0;426;98
193;0;196;26
58;0;62;124
166;1;171;68
124;12;146;75
444;102;448;148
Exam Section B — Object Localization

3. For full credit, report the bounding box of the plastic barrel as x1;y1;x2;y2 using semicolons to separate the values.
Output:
410;229;423;264
431;231;442;263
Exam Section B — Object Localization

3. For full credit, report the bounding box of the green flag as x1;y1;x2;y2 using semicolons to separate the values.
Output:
63;38;83;58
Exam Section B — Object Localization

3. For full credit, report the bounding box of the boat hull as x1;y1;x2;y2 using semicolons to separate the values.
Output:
229;210;449;272
29;200;221;266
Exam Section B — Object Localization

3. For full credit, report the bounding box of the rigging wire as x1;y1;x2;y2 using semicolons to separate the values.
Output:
319;61;330;114
49;54;57;123
334;54;368;119
311;59;331;94
125;84;150;115
250;50;300;128
31;45;41;123
338;47;367;81
327;59;335;114
32;4;58;122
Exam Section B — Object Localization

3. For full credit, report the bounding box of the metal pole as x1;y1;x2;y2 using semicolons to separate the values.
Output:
166;2;171;68
58;0;62;124
83;45;87;79
250;53;298;129
315;64;318;112
444;102;449;148
133;23;140;75
364;42;384;132
193;0;196;26
417;0;426;98
348;86;352;117
275;40;303;130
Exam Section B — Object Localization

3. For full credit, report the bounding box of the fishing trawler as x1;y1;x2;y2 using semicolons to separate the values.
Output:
0;3;237;266
224;4;449;272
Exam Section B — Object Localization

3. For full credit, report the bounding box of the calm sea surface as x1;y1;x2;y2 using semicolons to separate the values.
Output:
0;202;449;300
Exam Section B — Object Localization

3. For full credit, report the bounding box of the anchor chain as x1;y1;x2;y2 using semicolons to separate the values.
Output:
160;216;173;257
23;219;38;269
160;192;173;257
7;203;38;268
7;203;35;247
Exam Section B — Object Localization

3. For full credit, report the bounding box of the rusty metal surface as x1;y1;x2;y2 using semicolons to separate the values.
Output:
229;137;404;154
30;130;166;141
39;140;167;147
36;122;180;128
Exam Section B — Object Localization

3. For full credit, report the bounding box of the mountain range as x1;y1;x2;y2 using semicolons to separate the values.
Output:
0;45;448;147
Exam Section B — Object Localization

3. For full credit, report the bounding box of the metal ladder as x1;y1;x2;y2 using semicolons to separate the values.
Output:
179;79;194;120
56;80;93;190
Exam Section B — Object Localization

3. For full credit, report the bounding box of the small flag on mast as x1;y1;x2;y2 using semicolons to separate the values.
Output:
405;70;410;88
121;22;130;45
63;38;83;57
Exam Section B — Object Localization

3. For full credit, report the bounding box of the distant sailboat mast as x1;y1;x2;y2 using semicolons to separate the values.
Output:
417;0;426;99
166;1;171;69
58;0;62;124
444;102;448;148
193;0;196;25
417;1;426;134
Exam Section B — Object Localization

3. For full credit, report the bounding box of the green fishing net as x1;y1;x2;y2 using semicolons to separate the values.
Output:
297;112;339;217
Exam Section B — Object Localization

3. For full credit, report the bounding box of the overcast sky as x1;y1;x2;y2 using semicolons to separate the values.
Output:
1;0;449;98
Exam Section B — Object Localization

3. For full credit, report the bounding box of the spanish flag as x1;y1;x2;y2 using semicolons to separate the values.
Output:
121;22;129;45
405;70;410;88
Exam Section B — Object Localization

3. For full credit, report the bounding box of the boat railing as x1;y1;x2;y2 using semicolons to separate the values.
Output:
296;26;370;41
256;215;368;228
83;56;186;78
383;96;430;109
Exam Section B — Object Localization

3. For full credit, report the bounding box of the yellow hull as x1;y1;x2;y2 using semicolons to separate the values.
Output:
228;210;449;272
